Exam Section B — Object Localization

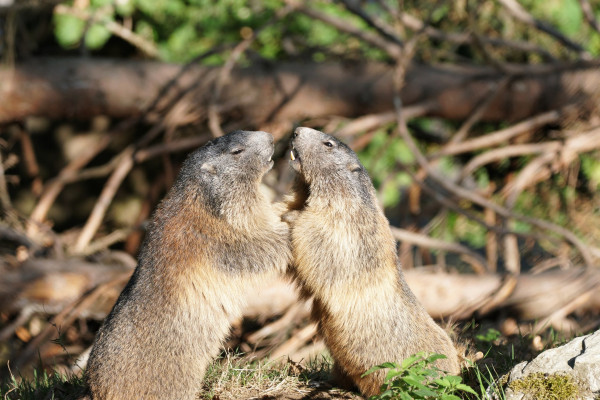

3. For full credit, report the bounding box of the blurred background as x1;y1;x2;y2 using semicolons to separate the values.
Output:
0;0;600;397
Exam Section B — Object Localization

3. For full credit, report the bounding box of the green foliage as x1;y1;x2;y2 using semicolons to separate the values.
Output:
581;153;600;191
475;328;502;344
363;352;476;400
53;13;85;48
52;0;378;62
433;212;487;249
85;23;112;49
357;131;415;207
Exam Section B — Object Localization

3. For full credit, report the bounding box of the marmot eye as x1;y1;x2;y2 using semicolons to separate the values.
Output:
230;148;244;155
323;141;334;148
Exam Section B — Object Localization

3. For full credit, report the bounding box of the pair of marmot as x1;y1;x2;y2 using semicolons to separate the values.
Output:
84;128;459;399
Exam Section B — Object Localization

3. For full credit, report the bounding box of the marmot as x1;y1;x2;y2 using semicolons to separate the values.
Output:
84;130;291;400
285;127;459;397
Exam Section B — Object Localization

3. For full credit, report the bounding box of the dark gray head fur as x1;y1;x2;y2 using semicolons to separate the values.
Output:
172;130;274;217
289;127;375;208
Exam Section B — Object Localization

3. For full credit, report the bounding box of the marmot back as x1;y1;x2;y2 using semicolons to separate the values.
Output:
286;127;459;397
85;130;291;400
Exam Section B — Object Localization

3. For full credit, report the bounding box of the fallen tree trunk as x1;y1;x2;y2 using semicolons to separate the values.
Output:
1;58;599;126
3;258;598;323
3;258;599;370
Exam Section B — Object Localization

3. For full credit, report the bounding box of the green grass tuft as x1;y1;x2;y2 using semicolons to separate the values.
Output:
0;368;85;400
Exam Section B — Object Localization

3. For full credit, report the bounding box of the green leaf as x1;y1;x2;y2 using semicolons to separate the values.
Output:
401;375;428;389
425;353;447;363
85;23;112;49
413;387;439;397
116;0;135;16
399;393;413;400
91;0;112;7
384;369;404;381
442;375;461;385
435;377;451;387
54;13;85;48
441;394;462;400
456;383;478;395
363;364;386;377
401;354;422;369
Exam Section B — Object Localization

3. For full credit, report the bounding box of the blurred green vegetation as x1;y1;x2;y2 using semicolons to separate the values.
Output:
53;0;600;63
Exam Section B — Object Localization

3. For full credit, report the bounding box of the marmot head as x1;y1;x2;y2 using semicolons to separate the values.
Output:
289;127;374;205
175;130;274;215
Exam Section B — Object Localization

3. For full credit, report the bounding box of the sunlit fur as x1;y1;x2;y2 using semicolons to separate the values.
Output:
286;127;459;397
85;131;291;400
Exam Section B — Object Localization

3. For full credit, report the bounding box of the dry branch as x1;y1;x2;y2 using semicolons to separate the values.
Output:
497;0;588;57
4;260;597;330
2;58;600;126
54;4;159;58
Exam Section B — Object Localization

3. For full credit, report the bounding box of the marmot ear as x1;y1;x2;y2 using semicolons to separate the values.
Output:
201;163;217;175
347;163;362;173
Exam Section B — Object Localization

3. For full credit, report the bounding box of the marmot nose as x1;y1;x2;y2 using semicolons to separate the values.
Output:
294;127;317;138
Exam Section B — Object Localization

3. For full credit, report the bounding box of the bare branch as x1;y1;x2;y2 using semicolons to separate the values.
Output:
337;0;404;47
497;0;589;58
390;227;488;273
579;0;600;35
54;4;159;58
73;147;134;253
286;0;402;59
431;109;564;158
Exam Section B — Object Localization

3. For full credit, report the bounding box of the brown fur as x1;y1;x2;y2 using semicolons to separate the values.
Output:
286;127;459;397
84;131;291;400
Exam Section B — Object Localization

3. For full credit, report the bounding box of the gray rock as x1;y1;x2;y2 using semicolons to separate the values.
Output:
488;330;600;400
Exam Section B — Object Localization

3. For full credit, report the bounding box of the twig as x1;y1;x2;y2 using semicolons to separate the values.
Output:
18;128;42;195
28;135;111;231
337;0;404;47
502;152;555;207
430;109;563;158
532;289;593;333
449;78;511;144
497;0;589;58
503;233;521;275
247;302;310;345
579;0;600;35
208;36;257;137
485;208;498;273
390;227;488;273
54;4;159;58
208;5;293;137
0;147;19;227
268;323;318;361
396;113;596;266
390;9;555;60
460;142;561;180
74;147;135;253
0;306;35;341
14;273;131;369
81;228;134;256
561;126;600;166
333;101;435;137
135;135;211;163
286;0;402;59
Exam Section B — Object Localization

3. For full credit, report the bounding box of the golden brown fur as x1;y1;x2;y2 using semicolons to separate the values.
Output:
84;131;291;400
286;127;459;397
